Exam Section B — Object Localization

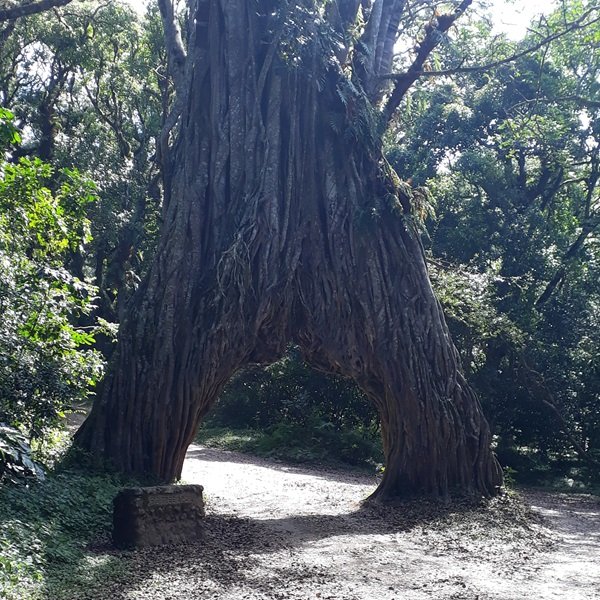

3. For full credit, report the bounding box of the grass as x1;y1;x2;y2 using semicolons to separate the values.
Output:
497;445;600;494
196;427;265;453
0;443;136;600
196;420;384;469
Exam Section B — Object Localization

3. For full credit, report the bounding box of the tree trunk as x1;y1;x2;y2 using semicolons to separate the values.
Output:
75;0;502;500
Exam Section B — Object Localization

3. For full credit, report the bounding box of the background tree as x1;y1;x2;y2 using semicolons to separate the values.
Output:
387;0;600;480
0;0;166;333
0;1;164;475
0;109;103;441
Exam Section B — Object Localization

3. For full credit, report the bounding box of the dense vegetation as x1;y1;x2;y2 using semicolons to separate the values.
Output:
0;0;599;595
0;462;134;599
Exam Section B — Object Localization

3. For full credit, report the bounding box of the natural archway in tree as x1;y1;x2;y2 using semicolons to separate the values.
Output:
75;0;503;501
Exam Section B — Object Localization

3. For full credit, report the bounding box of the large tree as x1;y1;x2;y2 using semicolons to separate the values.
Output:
75;0;504;501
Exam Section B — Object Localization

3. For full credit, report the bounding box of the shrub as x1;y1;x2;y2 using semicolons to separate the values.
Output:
0;109;106;440
208;347;378;433
0;465;133;599
0;423;45;484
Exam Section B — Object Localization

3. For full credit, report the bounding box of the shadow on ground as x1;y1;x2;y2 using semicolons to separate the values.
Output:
38;447;600;600
47;488;536;599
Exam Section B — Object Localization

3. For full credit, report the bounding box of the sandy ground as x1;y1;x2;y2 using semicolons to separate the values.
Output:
75;444;600;600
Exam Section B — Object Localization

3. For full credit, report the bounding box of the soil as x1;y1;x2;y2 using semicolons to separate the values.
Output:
78;445;600;600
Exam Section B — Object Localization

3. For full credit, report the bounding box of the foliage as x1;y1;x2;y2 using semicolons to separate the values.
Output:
203;348;382;468
197;422;383;468
0;423;44;484
0;112;104;440
209;348;376;432
0;108;21;147
0;464;133;600
386;1;600;483
0;1;159;499
0;0;165;327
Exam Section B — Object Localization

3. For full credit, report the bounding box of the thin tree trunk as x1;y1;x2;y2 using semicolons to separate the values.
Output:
76;0;502;500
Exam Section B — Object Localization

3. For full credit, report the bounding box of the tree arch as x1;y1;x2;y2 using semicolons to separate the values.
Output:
75;0;503;500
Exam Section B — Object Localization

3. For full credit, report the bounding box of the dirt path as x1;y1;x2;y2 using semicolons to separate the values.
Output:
87;445;595;600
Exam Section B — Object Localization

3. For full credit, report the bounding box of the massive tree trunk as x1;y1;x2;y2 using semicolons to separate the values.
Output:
75;0;502;500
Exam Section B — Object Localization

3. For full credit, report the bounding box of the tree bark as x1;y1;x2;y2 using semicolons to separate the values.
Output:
75;0;502;500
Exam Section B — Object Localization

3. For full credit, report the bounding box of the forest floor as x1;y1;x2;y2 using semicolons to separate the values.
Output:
65;444;600;600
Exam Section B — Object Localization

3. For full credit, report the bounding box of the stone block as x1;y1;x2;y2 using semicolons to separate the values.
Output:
112;484;205;549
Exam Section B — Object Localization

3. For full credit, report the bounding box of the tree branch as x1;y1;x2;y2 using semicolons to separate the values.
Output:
326;0;362;63
0;18;16;45
555;95;600;109
83;84;131;159
0;0;72;22
354;0;410;101
381;0;473;127
536;213;600;307
517;355;600;468
156;0;186;94
380;6;600;80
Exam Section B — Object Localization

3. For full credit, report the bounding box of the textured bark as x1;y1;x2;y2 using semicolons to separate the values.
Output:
76;0;503;500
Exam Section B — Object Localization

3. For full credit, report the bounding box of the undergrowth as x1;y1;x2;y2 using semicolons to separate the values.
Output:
196;418;383;469
0;446;135;599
